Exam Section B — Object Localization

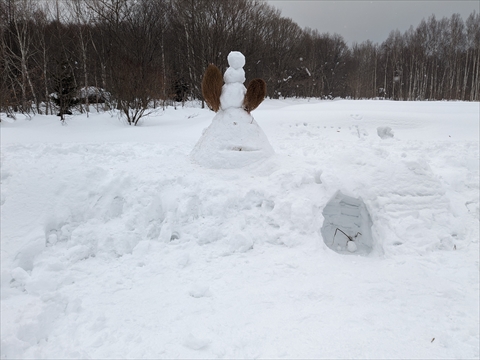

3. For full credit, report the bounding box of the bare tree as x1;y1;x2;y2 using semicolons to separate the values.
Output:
67;0;95;115
466;11;480;101
87;0;170;124
2;0;479;118
4;0;39;113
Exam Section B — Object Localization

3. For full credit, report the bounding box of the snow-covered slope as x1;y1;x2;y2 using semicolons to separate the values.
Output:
1;99;479;359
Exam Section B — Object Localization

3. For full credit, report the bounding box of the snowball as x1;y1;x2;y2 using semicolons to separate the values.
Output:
46;233;58;246
220;83;246;110
11;267;30;285
377;126;394;139
347;240;357;252
224;67;245;84
227;51;245;69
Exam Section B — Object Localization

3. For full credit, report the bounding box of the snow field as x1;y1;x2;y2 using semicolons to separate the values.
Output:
1;99;479;358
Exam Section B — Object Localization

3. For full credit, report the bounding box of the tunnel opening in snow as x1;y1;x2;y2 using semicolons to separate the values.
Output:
321;191;373;255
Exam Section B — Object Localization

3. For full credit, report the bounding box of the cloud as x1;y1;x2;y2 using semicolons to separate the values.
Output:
268;0;479;44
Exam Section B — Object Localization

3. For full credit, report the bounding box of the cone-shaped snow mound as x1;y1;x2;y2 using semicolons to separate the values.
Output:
321;191;374;255
190;108;275;168
192;50;274;168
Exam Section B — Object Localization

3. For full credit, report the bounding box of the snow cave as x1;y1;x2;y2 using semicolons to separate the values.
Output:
321;191;374;255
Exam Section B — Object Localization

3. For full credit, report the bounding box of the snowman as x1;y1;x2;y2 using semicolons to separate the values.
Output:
190;51;274;169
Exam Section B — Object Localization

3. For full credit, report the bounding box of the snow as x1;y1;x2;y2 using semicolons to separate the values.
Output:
223;67;246;84
227;51;246;70
190;107;275;168
192;51;274;168
321;191;373;255
219;82;246;109
1;98;479;359
220;51;247;110
220;51;247;109
377;126;394;139
78;87;107;98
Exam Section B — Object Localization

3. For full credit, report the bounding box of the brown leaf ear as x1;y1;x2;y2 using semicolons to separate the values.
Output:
244;78;266;113
202;64;223;112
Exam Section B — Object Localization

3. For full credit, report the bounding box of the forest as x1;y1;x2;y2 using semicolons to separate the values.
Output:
1;0;479;122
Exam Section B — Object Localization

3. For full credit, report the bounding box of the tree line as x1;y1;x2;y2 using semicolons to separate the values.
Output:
1;0;479;123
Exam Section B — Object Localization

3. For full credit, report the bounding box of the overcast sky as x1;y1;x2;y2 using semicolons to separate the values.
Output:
267;1;479;45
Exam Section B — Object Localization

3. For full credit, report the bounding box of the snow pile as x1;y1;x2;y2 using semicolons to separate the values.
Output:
78;86;110;102
191;51;274;168
1;99;479;359
377;126;394;139
190;107;275;168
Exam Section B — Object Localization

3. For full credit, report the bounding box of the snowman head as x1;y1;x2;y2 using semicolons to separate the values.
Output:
227;51;245;70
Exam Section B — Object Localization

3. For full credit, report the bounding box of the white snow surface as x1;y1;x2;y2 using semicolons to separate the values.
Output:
190;107;275;168
1;99;479;359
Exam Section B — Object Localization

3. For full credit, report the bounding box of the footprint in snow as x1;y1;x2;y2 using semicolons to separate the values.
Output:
350;113;363;120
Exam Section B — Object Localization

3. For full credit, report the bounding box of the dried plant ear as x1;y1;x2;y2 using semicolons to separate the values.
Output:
244;78;266;113
202;64;223;112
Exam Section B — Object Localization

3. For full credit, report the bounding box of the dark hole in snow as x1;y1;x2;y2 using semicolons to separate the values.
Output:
321;191;373;255
170;232;180;241
230;146;258;152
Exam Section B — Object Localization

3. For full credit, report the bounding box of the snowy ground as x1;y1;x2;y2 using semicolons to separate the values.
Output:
1;99;479;359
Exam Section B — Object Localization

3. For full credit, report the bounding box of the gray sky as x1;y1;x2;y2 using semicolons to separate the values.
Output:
267;1;479;45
